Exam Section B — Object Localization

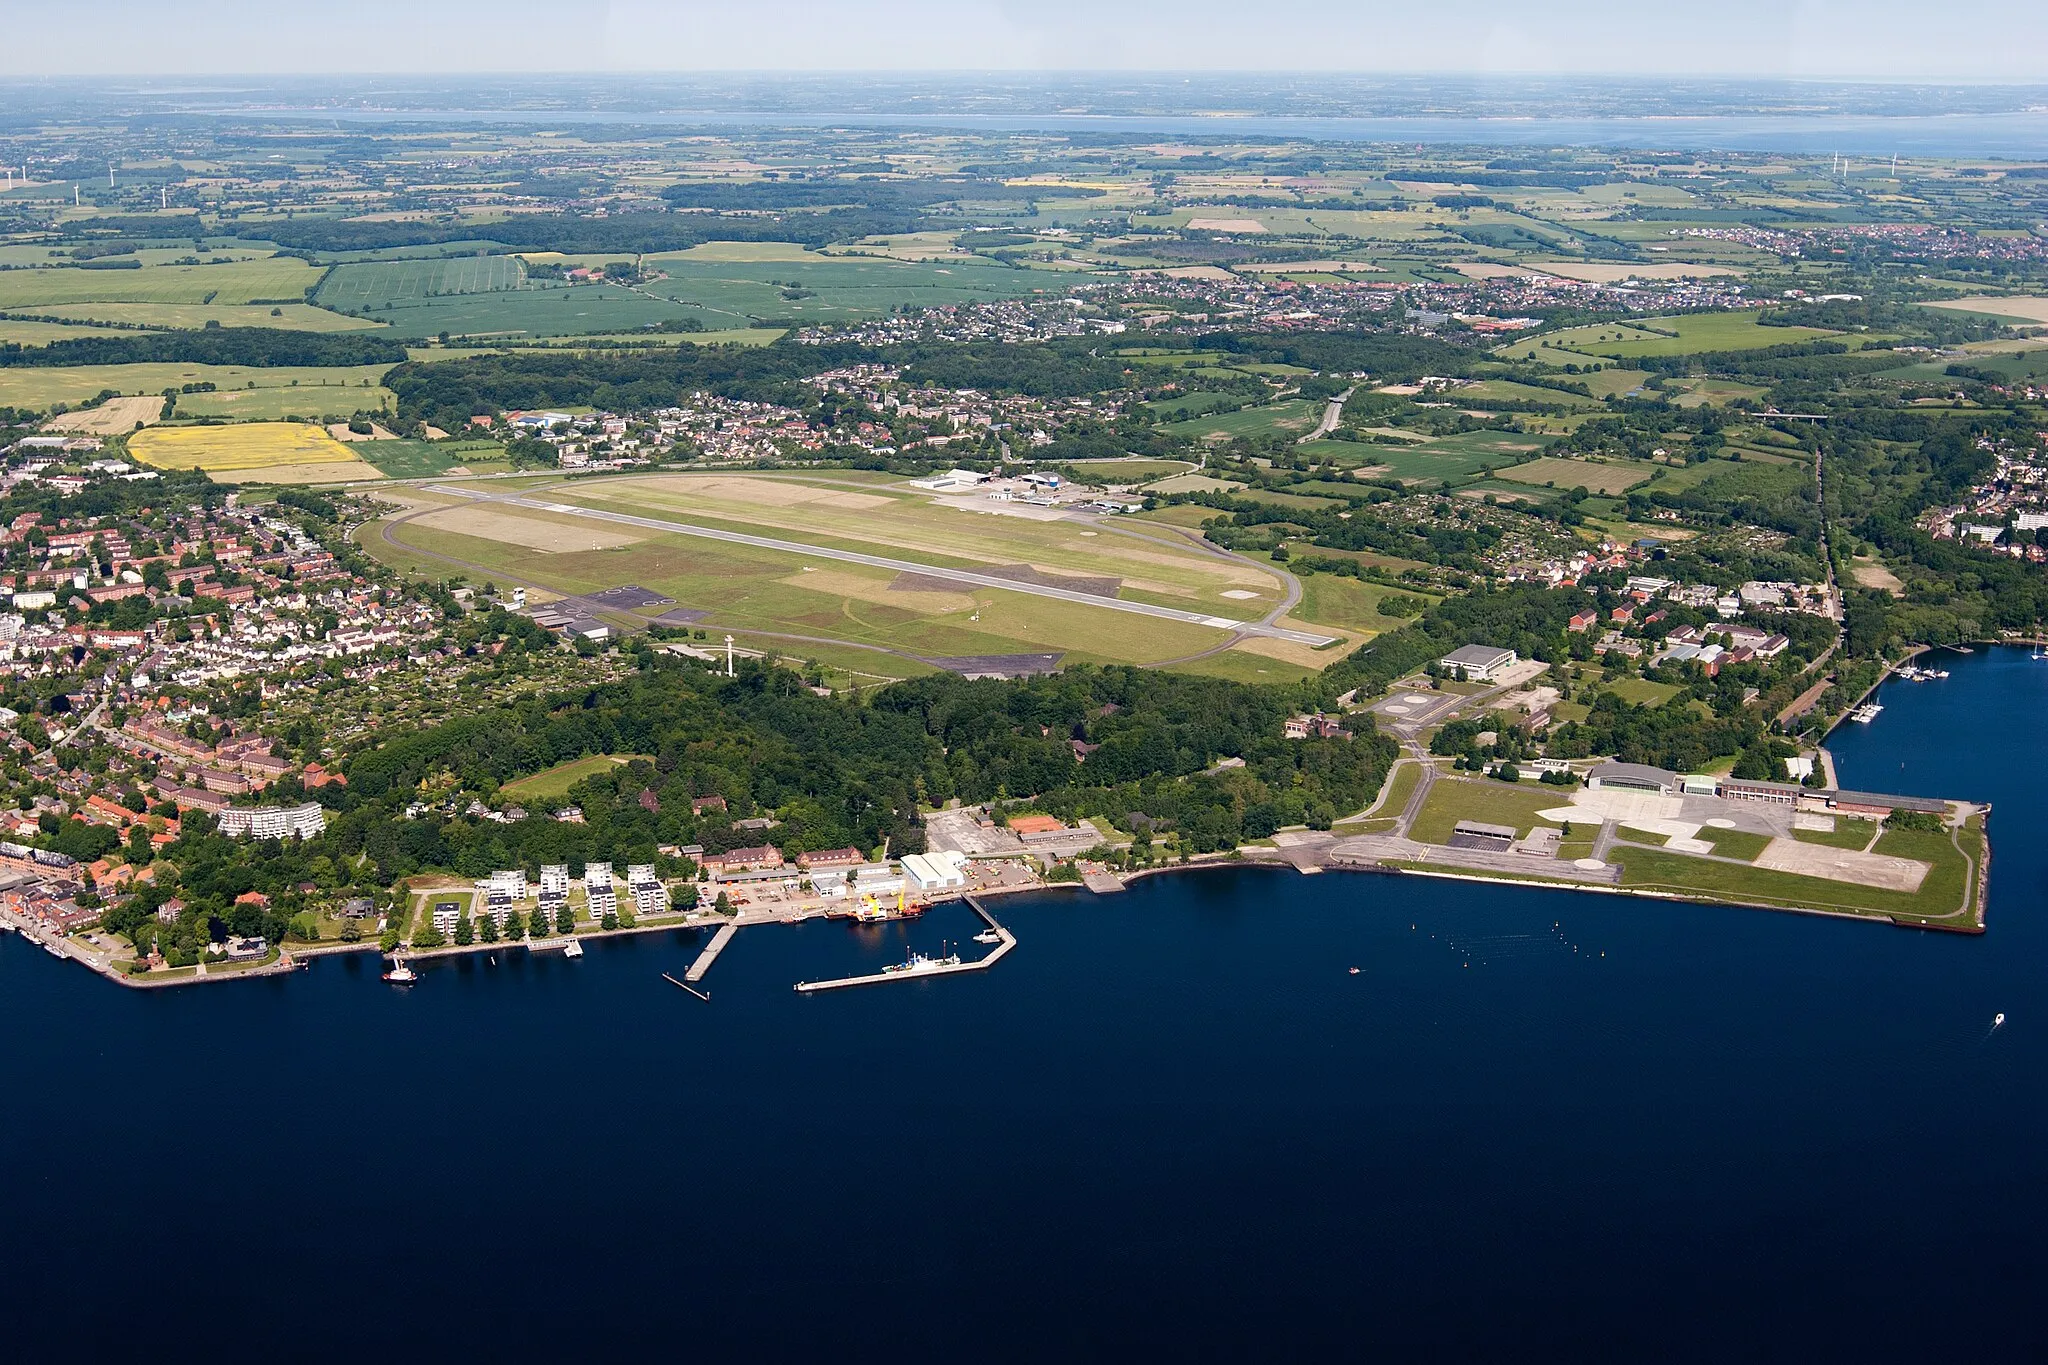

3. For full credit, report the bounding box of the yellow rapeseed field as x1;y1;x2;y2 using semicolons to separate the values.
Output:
128;422;371;473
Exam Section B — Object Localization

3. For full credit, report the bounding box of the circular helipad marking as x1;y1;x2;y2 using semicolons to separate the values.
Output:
1383;704;1412;715
1704;818;1737;828
1574;858;1608;871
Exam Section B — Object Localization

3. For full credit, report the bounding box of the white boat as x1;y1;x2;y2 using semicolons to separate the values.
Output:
383;958;418;984
1850;702;1883;723
563;939;584;959
1995;1012;2006;1028
882;949;962;976
972;928;1003;945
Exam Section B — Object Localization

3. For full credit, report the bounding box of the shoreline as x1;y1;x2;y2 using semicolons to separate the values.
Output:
7;837;1984;994
9;693;1996;991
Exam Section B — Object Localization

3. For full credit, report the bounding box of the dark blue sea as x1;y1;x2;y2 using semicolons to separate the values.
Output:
3;646;2043;1363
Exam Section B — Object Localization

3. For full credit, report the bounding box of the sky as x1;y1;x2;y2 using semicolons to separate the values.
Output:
1;0;2044;81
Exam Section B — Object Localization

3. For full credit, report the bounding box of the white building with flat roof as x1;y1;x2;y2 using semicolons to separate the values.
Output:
216;802;326;840
474;869;528;901
538;864;570;905
1437;644;1518;682
627;864;665;917
584;862;617;917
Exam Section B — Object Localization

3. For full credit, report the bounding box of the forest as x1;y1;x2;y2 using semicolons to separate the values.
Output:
0;327;410;369
95;658;1395;957
381;338;875;427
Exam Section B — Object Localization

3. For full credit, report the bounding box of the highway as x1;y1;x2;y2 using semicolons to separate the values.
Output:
1298;386;1357;443
443;485;1339;647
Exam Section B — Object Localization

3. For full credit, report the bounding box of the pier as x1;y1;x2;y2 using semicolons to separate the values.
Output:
662;972;711;1001
794;895;1015;993
685;920;738;983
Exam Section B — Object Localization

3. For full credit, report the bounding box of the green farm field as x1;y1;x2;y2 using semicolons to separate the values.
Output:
1144;391;1245;420
316;280;689;340
175;384;396;420
1064;458;1196;481
1533;313;1842;359
26;302;385;332
0;257;324;309
1322;431;1546;484
1166;398;1322;442
354;440;469;478
1229;488;1349;512
1669;377;1772;407
0;362;395;412
1495;457;1650;495
1460;378;1605;407
315;256;527;308
0;318;127;345
641;250;1045;326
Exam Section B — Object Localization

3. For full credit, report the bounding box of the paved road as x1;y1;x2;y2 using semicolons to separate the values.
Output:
445;485;1338;646
1298;386;1357;443
1395;750;1437;835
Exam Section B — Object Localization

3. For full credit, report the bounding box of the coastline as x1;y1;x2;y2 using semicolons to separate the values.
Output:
10;657;2002;993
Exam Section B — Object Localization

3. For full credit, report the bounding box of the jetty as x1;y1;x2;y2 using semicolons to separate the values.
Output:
662;972;711;1002
685;920;738;983
794;895;1015;994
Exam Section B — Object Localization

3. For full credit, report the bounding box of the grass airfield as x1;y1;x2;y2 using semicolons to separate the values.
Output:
365;470;1371;674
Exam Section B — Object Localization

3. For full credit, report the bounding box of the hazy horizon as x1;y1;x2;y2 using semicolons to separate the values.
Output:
2;1;2044;82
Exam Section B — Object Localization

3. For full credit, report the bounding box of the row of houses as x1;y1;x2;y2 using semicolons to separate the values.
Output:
477;863;672;920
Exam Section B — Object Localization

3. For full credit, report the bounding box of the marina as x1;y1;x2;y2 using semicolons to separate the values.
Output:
795;896;1014;993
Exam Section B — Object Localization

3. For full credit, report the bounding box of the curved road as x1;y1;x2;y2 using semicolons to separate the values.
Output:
1297;386;1357;444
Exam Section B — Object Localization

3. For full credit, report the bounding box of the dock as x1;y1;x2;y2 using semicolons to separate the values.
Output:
685;920;738;983
795;895;1015;994
662;972;711;1001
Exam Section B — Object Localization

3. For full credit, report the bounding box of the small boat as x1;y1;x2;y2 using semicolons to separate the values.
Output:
1995;1012;2006;1028
563;939;585;959
383;958;418;985
1849;702;1884;723
1348;967;1361;976
973;928;1003;945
